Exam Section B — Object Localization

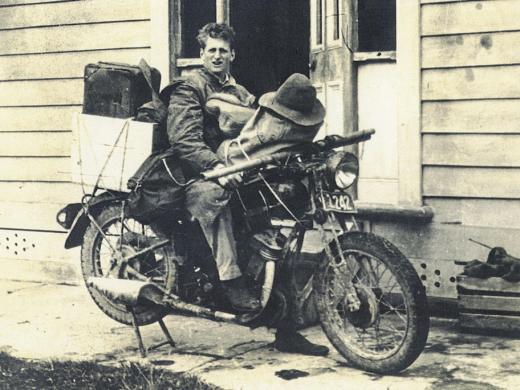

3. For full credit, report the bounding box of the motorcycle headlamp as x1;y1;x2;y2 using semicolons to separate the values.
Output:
325;151;359;189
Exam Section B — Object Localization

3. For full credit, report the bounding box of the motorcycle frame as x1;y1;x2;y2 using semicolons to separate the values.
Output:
81;130;375;326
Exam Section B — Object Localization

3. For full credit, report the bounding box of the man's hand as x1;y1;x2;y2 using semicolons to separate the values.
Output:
215;163;243;189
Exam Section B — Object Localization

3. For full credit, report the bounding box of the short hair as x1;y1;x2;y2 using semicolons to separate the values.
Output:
197;23;236;49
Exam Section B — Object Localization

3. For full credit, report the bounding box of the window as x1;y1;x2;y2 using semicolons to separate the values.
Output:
357;0;396;52
180;0;216;58
311;0;324;48
326;0;341;45
317;0;323;45
332;0;340;41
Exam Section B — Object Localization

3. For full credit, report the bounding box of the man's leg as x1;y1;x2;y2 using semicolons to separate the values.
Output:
186;180;259;311
274;319;329;357
198;205;241;281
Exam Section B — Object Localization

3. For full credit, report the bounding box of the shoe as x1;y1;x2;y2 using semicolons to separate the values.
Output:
223;277;261;313
274;329;329;357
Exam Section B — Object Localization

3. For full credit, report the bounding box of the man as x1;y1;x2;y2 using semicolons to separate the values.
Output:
167;23;258;313
167;23;329;356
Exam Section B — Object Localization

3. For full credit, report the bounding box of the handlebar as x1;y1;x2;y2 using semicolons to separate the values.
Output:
313;128;375;150
201;128;375;180
202;151;292;180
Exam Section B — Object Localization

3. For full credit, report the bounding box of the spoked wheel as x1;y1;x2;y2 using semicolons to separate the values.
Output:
81;202;177;326
314;232;429;374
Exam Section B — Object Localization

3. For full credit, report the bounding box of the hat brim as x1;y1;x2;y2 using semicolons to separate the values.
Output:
259;92;325;126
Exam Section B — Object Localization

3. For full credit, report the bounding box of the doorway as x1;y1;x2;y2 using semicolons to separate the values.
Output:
229;0;310;97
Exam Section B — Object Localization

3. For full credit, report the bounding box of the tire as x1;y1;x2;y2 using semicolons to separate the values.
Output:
314;232;429;374
81;202;177;326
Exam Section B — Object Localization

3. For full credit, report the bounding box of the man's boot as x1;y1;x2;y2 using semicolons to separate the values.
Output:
274;328;329;357
222;276;261;313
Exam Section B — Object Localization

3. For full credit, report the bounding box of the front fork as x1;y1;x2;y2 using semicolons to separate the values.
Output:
279;212;363;328
308;173;361;312
316;212;362;312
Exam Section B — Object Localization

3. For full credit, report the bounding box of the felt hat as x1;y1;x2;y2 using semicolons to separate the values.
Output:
259;73;325;126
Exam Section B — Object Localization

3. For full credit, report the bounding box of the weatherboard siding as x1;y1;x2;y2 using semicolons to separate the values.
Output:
420;0;520;224
0;0;152;273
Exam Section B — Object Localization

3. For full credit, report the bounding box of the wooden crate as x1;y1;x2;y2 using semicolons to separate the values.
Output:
71;113;156;192
457;275;520;333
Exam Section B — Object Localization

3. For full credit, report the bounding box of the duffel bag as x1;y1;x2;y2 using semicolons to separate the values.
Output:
125;150;186;225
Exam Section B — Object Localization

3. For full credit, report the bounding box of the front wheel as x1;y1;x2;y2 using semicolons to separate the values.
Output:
81;202;177;326
314;232;429;374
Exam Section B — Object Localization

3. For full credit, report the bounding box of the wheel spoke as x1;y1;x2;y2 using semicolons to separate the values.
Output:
317;243;415;361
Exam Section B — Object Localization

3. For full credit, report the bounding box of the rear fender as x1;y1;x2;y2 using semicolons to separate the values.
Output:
64;192;127;249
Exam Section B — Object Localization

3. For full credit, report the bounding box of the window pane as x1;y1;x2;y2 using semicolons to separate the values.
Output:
333;0;339;41
181;0;216;57
357;0;396;52
316;0;323;45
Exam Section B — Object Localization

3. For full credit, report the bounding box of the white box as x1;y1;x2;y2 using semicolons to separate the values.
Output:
71;113;157;192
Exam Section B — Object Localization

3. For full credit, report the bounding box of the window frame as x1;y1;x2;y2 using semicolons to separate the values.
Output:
354;0;396;64
325;0;342;48
171;0;230;72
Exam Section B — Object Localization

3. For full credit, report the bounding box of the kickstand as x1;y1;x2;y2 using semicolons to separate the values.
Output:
128;306;176;358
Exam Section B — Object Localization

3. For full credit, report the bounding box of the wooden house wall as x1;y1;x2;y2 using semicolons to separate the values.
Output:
375;0;520;299
0;0;152;282
420;0;520;224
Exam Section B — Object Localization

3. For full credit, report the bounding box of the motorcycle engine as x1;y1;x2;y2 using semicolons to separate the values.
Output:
242;230;286;281
178;265;217;306
235;177;309;231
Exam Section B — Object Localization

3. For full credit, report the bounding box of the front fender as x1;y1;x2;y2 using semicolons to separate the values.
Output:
64;192;126;249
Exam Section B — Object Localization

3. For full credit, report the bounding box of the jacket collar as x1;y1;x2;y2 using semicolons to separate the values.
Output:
200;68;235;87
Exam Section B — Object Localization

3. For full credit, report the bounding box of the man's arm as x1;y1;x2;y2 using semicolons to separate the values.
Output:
167;81;220;175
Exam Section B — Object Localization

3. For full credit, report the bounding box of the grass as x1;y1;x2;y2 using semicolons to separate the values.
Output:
0;352;220;390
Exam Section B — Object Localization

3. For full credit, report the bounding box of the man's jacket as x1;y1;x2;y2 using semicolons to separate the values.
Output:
166;68;255;179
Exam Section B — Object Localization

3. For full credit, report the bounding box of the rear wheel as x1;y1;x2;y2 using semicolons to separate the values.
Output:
314;232;429;374
81;202;177;325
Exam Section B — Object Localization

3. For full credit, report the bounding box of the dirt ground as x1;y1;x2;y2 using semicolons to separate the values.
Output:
1;280;520;389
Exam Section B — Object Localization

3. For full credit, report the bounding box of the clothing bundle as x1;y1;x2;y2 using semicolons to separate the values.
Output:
463;247;520;282
207;73;325;165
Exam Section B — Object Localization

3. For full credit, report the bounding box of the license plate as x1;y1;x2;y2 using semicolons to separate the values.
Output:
320;191;356;213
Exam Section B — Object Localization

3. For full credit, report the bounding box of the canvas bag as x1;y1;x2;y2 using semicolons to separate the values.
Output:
125;150;186;224
216;107;321;165
206;92;255;138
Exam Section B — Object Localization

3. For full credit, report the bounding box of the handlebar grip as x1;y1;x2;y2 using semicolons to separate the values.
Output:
315;128;375;150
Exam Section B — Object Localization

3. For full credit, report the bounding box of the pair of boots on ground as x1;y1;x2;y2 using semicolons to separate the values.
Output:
222;276;329;357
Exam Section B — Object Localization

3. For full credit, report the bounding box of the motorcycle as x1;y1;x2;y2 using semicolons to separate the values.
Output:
57;128;429;374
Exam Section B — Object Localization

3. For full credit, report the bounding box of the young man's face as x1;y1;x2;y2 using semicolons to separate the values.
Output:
200;37;235;78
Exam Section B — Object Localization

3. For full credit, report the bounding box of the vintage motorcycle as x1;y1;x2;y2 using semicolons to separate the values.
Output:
57;128;429;374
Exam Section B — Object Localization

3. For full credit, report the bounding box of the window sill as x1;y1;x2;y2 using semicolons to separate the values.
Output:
176;58;203;68
354;202;434;223
353;51;396;63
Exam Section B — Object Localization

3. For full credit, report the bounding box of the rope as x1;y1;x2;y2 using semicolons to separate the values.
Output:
118;120;131;191
232;138;302;223
75;113;88;196
92;118;131;192
162;158;196;187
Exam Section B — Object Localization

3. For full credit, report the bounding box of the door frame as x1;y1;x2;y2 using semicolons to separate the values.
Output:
151;0;422;205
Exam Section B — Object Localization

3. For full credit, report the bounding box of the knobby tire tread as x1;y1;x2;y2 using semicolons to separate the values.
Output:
314;231;429;374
